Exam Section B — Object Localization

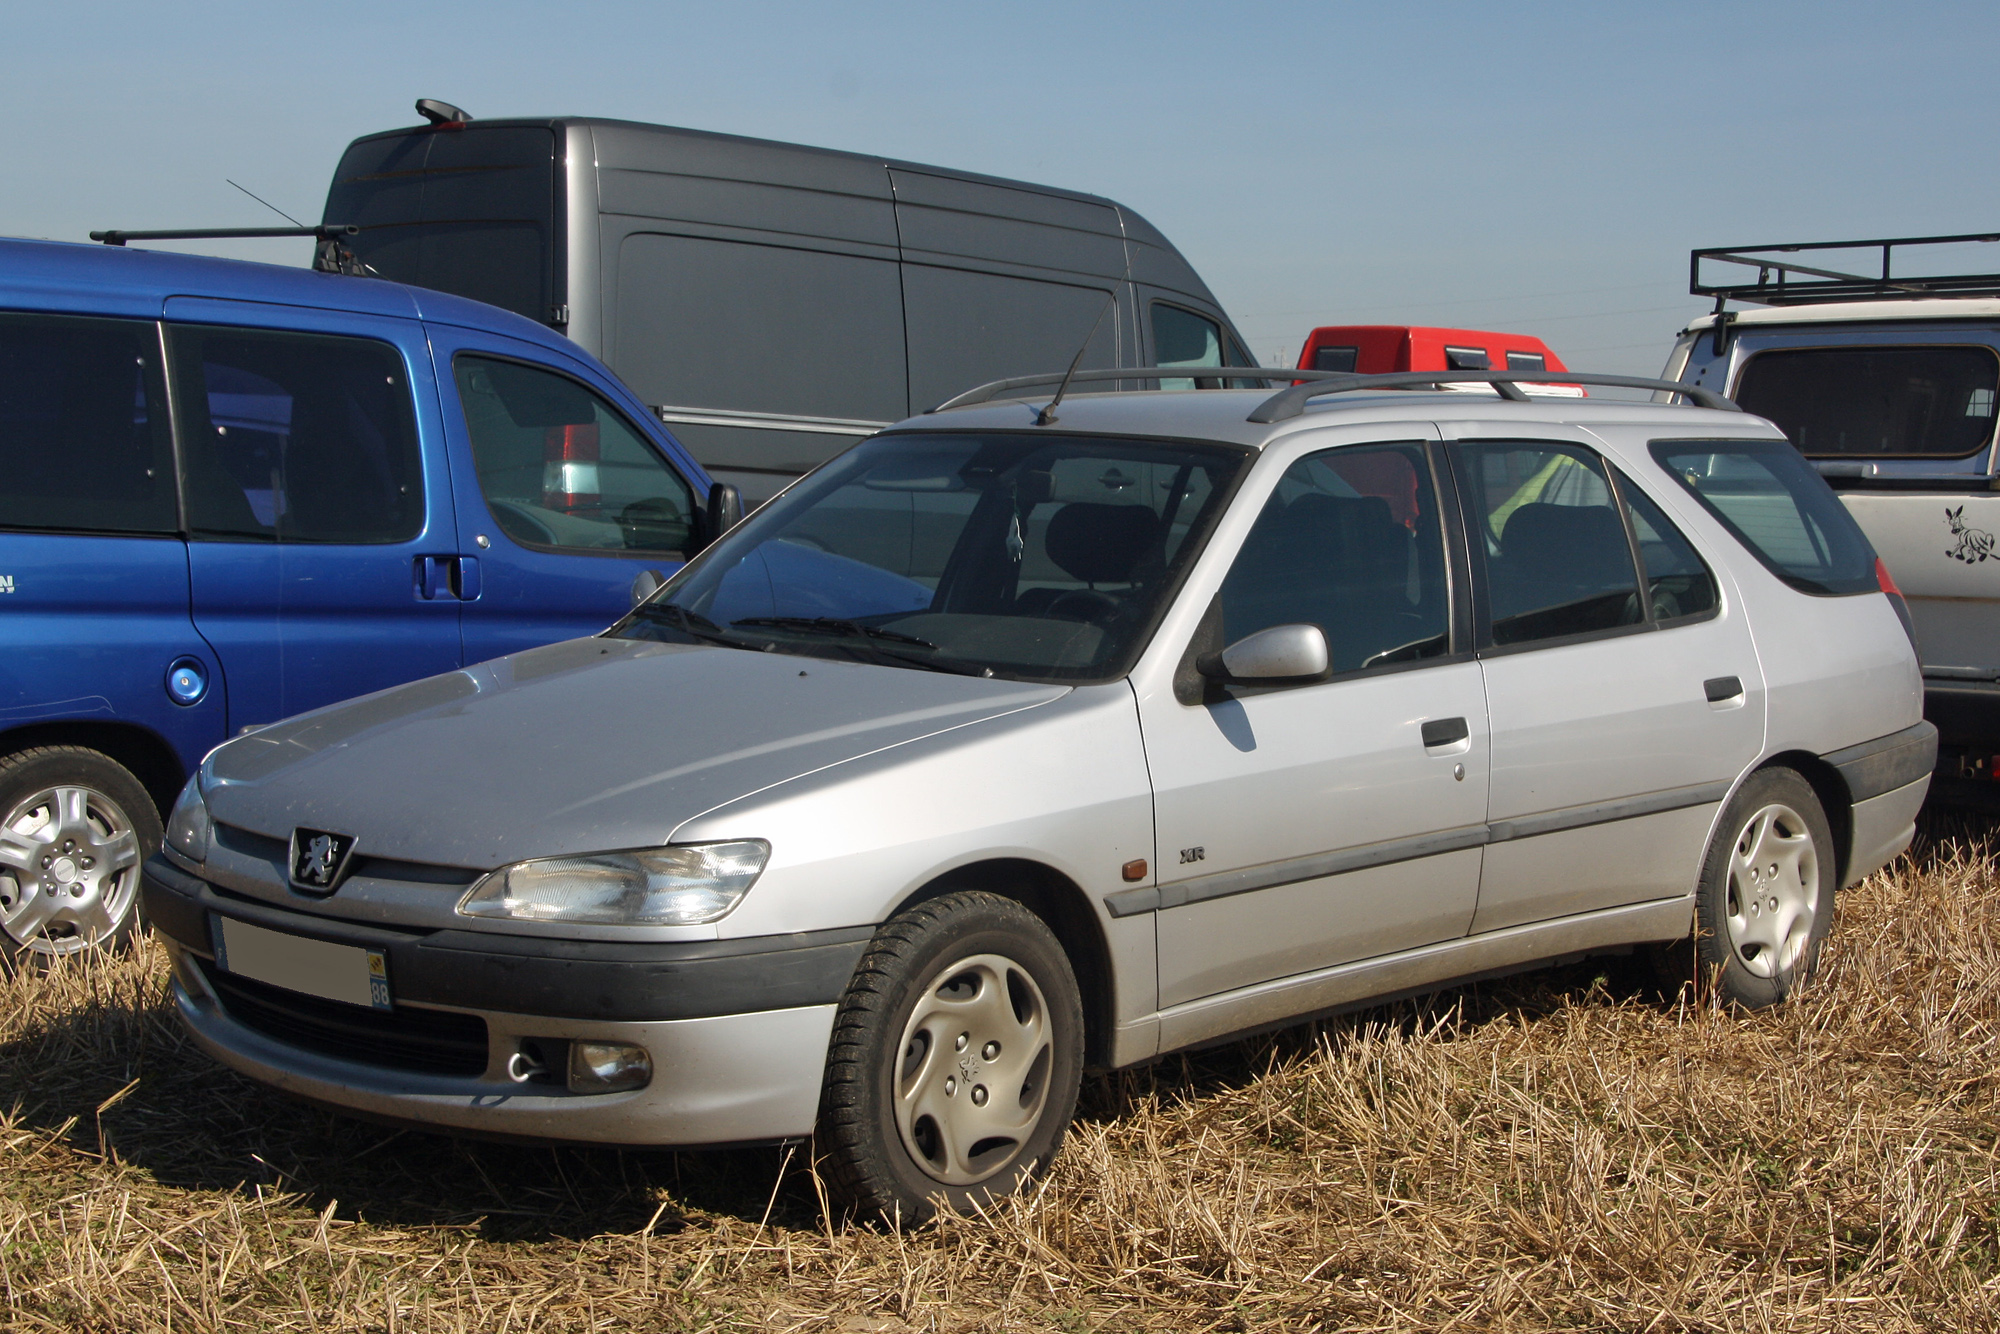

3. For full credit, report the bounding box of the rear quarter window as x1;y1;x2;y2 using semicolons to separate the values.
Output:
1735;345;1998;458
1650;439;1877;595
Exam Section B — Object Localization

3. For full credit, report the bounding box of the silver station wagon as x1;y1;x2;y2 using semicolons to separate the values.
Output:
141;367;1934;1221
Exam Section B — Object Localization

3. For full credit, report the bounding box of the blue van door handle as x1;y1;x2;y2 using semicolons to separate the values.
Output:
415;555;480;601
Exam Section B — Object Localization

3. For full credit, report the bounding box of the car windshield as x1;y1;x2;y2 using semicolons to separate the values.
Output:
612;431;1250;681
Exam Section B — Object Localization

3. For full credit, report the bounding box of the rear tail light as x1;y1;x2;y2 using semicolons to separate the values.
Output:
1875;557;1903;597
1876;557;1919;652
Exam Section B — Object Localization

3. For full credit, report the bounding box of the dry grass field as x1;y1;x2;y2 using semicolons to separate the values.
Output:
3;816;1998;1333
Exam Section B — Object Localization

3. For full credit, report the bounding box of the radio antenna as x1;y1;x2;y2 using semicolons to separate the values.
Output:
1036;293;1117;426
227;179;305;227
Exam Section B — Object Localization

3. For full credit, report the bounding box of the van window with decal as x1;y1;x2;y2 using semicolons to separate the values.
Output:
0;313;176;535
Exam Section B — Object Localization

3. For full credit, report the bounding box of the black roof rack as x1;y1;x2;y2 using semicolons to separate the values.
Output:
1692;232;2000;309
931;366;1736;424
89;224;367;275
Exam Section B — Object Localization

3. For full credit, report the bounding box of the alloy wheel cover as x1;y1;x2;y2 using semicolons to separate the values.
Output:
0;785;142;954
1723;800;1818;979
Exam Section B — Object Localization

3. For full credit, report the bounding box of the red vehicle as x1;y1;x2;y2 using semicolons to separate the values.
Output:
1297;325;1580;394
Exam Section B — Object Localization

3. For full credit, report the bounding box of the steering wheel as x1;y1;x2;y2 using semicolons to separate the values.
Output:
1046;589;1122;625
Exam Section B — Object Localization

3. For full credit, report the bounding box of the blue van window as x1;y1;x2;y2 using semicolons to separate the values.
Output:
454;355;697;556
0;313;176;535
169;327;423;544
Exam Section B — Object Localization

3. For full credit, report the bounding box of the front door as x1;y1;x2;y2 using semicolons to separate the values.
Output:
167;304;463;728
1446;430;1767;932
428;329;706;667
1139;436;1489;1008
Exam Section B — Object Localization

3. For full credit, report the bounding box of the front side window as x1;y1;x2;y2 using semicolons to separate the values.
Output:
171;326;423;544
1652;439;1878;595
615;432;1249;682
1457;442;1643;646
1217;442;1452;674
0;313;176;535
454;356;697;557
1735;345;2000;458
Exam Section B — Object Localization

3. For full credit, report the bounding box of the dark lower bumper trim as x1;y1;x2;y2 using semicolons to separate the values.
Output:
1824;720;1939;801
142;856;869;1022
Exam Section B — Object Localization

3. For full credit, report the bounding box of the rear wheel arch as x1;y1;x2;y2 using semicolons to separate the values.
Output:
1756;751;1853;889
0;721;189;817
888;858;1116;1069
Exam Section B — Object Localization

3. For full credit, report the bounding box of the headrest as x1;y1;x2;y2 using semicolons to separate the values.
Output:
1502;502;1630;574
1045;502;1161;585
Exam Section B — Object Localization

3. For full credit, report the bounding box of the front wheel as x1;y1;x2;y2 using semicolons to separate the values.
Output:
0;747;160;963
817;891;1084;1224
1656;766;1836;1008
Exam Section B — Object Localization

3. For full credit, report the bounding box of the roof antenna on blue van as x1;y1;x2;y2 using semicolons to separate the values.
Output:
226;180;306;227
1036;294;1116;426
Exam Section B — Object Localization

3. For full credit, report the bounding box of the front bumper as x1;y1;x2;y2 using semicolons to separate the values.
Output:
143;856;862;1146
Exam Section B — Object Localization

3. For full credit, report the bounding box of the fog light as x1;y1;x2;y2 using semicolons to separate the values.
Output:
568;1041;651;1093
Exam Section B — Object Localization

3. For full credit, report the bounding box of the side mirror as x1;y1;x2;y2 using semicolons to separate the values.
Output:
630;568;668;608
1196;623;1329;686
704;482;743;547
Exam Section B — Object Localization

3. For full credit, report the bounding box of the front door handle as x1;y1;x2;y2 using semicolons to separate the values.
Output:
1421;716;1470;750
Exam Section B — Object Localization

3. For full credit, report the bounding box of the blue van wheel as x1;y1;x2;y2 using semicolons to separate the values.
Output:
0;747;160;960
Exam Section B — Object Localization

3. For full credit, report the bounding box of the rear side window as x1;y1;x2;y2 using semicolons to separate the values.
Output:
454;355;697;557
1619;475;1719;623
170;326;424;544
1457;442;1642;647
0;313;176;535
1735;345;1999;458
1651;439;1877;595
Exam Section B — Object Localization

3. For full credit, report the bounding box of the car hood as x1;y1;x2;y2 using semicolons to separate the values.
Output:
203;637;1067;868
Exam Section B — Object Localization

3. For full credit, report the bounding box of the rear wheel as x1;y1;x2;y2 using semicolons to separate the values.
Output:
0;747;159;963
817;891;1084;1224
1656;767;1835;1008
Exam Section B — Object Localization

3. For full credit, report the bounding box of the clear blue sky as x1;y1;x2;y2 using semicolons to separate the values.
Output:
7;0;1998;374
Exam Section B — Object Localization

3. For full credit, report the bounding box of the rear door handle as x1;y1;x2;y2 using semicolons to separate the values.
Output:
1704;675;1744;703
1421;716;1470;750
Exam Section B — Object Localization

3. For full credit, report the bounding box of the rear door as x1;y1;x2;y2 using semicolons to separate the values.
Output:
427;326;709;665
165;300;462;728
0;311;225;772
1446;426;1767;932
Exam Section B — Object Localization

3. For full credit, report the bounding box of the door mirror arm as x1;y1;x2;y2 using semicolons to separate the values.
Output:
1195;623;1330;687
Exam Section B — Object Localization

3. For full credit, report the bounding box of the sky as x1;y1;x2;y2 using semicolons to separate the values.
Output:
7;0;2000;375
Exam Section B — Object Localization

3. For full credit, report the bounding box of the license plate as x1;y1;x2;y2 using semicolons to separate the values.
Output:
211;915;391;1011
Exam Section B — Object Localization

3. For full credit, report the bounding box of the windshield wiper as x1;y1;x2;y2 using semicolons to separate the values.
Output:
728;616;996;677
730;617;942;650
628;602;748;648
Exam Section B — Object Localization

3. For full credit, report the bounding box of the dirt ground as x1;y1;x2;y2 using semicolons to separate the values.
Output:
2;815;1996;1333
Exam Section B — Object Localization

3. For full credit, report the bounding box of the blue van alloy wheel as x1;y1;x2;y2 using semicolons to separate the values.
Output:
0;747;160;959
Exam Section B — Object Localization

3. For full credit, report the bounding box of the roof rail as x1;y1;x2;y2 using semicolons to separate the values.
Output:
89;225;367;276
1692;232;2000;308
931;366;1346;414
1247;372;1737;423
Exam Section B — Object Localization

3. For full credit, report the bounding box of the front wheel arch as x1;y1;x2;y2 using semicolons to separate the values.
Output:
885;857;1115;1071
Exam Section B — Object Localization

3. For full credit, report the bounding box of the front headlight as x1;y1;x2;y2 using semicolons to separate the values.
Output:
165;777;211;862
456;840;769;925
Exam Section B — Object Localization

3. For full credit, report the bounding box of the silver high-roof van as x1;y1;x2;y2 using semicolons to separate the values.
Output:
323;107;1255;502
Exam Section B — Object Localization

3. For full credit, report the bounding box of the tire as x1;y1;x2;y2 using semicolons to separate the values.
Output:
1654;767;1836;1009
817;891;1085;1225
0;747;160;963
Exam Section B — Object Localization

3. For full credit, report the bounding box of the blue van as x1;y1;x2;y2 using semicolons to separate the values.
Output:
0;237;725;959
